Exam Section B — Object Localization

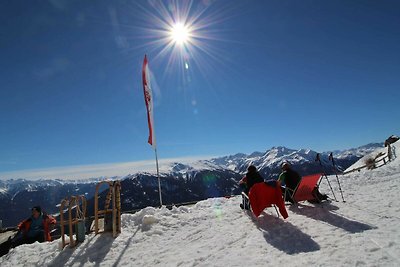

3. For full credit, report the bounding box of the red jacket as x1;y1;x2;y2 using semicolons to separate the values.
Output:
248;182;288;218
18;214;56;241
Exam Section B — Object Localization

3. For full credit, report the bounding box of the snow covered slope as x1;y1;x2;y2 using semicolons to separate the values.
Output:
1;144;399;266
344;141;398;172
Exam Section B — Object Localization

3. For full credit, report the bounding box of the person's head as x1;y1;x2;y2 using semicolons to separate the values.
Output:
247;165;257;173
281;162;291;171
31;206;42;219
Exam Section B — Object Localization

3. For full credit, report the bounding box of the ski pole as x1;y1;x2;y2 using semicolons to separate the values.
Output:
329;153;345;202
315;153;338;201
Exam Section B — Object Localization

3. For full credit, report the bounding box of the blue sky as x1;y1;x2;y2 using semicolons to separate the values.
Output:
0;0;399;177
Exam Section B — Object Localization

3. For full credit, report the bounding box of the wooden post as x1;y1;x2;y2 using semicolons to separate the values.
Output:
68;199;74;248
94;183;99;235
112;183;116;238
95;181;111;235
116;182;121;233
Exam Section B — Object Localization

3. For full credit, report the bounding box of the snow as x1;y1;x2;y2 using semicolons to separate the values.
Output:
344;144;392;172
1;143;400;266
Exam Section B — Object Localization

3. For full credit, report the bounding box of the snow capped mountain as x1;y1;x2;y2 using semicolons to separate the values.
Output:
116;166;242;211
331;143;384;159
0;142;384;227
0;179;102;227
170;162;194;173
208;143;383;179
0;179;63;198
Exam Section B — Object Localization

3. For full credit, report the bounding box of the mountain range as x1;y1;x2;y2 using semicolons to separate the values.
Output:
0;143;383;227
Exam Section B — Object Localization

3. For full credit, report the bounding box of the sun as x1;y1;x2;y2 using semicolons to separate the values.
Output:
170;22;190;45
133;0;230;80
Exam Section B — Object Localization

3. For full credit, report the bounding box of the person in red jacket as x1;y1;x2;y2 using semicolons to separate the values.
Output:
11;206;56;248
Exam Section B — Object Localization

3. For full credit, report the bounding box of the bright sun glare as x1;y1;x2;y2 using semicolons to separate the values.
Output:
170;23;190;45
137;0;226;76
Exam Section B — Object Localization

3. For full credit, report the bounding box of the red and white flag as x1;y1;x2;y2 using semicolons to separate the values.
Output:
142;55;156;148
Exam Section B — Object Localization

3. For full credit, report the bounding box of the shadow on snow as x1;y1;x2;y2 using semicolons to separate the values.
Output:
250;212;320;255
47;232;113;267
289;202;376;233
47;229;141;267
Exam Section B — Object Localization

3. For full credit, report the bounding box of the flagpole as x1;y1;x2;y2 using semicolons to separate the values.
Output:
154;147;163;206
142;54;163;207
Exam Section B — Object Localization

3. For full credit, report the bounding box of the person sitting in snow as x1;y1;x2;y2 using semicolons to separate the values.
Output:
239;165;282;211
278;162;327;204
10;206;56;248
239;165;264;195
239;165;265;209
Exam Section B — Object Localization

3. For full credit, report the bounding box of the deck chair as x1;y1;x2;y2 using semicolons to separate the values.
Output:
242;182;288;219
284;173;322;203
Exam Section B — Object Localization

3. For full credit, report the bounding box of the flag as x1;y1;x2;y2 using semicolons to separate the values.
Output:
142;55;156;148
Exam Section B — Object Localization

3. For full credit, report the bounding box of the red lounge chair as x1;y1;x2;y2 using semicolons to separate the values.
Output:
244;182;288;218
285;173;322;203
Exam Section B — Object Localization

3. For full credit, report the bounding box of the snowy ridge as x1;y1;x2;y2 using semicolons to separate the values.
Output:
0;178;105;199
0;143;382;184
332;143;384;159
208;143;383;175
344;142;396;172
1;146;400;265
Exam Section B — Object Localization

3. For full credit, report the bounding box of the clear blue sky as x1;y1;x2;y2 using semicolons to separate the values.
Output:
1;0;399;174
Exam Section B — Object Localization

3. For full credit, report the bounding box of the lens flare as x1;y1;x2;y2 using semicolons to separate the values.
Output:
212;198;223;220
170;23;191;45
126;0;238;82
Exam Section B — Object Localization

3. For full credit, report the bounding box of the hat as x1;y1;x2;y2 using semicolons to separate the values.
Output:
32;206;42;214
281;162;290;170
247;165;257;172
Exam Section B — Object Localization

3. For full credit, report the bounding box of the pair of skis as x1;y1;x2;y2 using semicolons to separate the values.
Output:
315;153;346;202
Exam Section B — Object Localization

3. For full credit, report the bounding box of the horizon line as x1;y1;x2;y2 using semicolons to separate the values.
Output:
0;141;384;181
0;155;216;181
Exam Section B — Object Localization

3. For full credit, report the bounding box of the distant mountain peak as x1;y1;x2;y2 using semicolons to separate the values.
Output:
170;162;193;172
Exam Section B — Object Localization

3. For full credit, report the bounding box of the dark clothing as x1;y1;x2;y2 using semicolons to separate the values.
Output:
279;169;327;203
11;231;45;247
27;216;43;238
310;187;328;203
385;135;399;146
278;169;302;191
264;179;278;188
240;170;264;194
279;168;302;203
